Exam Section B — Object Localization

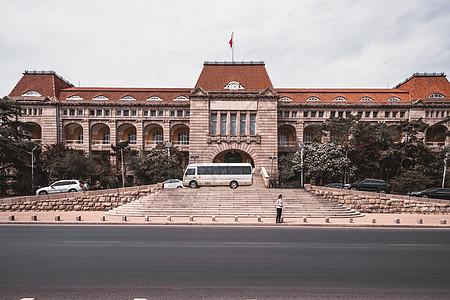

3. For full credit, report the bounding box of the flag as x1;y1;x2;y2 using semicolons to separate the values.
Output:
229;33;233;48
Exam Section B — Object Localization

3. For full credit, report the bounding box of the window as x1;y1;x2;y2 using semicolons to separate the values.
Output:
284;111;289;118
128;131;137;144
67;95;83;100
306;97;321;102
22;91;41;97
318;111;324;118
185;110;190;117
392;111;397;118
428;93;445;99
240;114;246;135
224;81;244;90
278;132;288;146
277;111;282;118
63;109;68;116
104;110;110;116
278;97;292;102
357;111;363;118
178;132;189;145
170;111;175;117
360;97;374;102
333;97;347;102
250;114;256;135
177;110;183;117
338;111;343;118
70;109;75;116
153;131;163;144
150;110;156;116
185;168;195;175
365;111;370;118
400;111;405;118
303;111;309;118
103;131;110;144
220;113;227;135
147;96;162;101
385;111;390;118
143;110;149;117
388;97;401;102
373;111;378;118
39;108;43;115
346;112;351;117
120;96;136;101
330;111;336;118
174;96;189;101
96;110;102;116
77;132;83;143
304;132;313;144
131;110;137;117
89;110;94;116
292;111;297;118
78;109;83;116
93;95;109;100
311;111;316;117
116;110;122;116
124;110;130;117
211;113;217;135
230;113;237;135
158;110;164;117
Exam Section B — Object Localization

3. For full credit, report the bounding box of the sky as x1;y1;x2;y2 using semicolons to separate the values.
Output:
1;0;450;97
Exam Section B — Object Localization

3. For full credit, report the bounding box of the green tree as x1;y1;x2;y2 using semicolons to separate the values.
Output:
128;144;184;184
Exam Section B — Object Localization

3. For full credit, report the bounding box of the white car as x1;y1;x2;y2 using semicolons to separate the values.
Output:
163;179;184;189
36;180;84;195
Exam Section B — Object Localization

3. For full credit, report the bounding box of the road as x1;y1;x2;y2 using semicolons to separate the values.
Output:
0;225;449;299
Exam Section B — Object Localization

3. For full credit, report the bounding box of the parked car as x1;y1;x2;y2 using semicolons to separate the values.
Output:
344;179;391;194
408;188;450;200
325;183;344;189
36;180;84;195
163;179;184;189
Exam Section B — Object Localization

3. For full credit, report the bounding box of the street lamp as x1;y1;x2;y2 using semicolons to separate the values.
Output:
111;140;130;188
298;143;305;188
26;146;37;194
165;142;172;157
190;155;199;163
268;155;277;188
442;146;450;188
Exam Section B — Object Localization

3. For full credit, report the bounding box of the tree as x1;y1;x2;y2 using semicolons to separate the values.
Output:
127;144;184;184
293;142;353;185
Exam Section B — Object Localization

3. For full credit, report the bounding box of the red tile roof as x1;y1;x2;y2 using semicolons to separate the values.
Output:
394;73;450;100
9;71;73;98
195;61;273;90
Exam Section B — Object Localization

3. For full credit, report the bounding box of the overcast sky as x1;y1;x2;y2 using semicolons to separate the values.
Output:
1;0;449;97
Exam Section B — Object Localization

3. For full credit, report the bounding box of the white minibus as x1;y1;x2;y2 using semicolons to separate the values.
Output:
183;163;253;189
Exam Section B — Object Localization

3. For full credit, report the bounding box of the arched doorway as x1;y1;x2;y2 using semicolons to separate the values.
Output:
213;149;254;167
426;125;447;147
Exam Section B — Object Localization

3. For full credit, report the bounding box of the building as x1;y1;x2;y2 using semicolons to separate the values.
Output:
6;61;450;171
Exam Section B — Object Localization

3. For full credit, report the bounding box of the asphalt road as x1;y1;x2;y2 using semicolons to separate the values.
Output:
0;225;449;300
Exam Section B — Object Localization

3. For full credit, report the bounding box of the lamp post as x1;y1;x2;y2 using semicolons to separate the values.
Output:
298;143;305;188
268;155;277;188
111;140;129;188
26;146;37;194
442;146;450;188
190;155;199;163
165;142;172;157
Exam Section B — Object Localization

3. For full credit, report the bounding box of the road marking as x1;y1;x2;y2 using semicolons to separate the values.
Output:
64;241;120;243
389;244;444;247
224;242;280;245
20;298;35;300
134;298;147;300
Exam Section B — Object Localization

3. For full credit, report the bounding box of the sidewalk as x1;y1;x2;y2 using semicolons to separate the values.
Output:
0;211;448;228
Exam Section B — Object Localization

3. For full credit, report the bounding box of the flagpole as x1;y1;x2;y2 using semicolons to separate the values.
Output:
232;32;234;62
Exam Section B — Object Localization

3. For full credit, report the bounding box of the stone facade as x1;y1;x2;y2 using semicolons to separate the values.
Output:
308;185;450;214
0;185;158;212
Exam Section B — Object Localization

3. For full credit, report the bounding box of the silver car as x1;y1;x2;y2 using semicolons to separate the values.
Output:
36;180;84;195
163;179;184;189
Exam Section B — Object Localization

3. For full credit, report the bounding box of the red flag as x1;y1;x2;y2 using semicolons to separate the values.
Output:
229;33;233;48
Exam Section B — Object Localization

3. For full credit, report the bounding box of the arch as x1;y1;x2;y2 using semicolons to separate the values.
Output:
144;124;164;145
67;95;83;100
93;95;109;100
64;123;84;144
174;96;189;101
360;97;374;102
387;97;401;102
333;96;347;102
278;97;293;102
91;123;110;145
329;131;344;145
278;125;296;147
22;91;41;97
120;95;136;101
21;122;42;142
117;123;137;144
212;149;254;166
207;143;257;166
426;125;447;147
171;124;190;146
428;93;445;99
306;96;321;102
303;125;320;144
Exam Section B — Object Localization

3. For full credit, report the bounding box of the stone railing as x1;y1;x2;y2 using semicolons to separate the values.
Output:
306;185;450;214
0;185;159;212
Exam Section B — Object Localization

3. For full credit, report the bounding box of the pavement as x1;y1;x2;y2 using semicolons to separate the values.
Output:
0;211;448;227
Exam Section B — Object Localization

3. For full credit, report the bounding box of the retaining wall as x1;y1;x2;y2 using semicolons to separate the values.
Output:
306;185;450;214
0;185;159;212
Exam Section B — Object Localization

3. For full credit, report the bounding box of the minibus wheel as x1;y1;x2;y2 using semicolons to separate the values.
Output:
230;181;238;189
189;181;198;188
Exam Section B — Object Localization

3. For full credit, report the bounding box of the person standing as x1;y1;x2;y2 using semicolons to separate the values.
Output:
276;194;283;223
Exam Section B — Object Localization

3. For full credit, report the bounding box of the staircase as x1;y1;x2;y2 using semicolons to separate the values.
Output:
106;176;363;218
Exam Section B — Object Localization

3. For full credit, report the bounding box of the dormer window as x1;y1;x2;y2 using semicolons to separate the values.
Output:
428;93;445;99
174;96;189;101
387;97;401;102
360;97;374;102
22;91;41;97
147;96;163;101
333;97;347;102
224;81;244;90
278;97;293;102
93;95;109;100
306;97;321;101
67;95;83;100
120;95;136;101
